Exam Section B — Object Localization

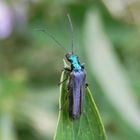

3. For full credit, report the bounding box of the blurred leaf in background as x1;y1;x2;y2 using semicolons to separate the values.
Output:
0;0;140;140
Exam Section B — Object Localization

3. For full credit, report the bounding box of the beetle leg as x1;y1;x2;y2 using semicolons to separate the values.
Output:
64;67;71;72
85;83;88;88
81;63;85;69
58;69;70;86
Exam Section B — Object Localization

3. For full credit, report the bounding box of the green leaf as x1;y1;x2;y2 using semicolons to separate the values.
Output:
54;71;107;140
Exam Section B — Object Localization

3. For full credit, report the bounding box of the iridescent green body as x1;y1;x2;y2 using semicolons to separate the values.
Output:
68;54;82;71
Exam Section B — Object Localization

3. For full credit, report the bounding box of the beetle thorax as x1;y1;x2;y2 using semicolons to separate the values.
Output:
66;53;82;71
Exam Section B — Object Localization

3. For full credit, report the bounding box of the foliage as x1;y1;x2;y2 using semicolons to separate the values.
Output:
54;71;107;140
0;0;140;140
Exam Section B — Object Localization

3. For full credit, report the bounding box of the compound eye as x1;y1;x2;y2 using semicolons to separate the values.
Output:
65;53;72;62
65;53;69;57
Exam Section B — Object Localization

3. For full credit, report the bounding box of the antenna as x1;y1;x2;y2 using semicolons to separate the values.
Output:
67;14;74;54
35;28;66;51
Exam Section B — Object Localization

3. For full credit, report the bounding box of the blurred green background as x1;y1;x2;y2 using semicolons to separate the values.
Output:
0;0;140;140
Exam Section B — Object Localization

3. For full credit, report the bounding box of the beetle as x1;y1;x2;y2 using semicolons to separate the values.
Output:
64;52;86;119
37;14;87;120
